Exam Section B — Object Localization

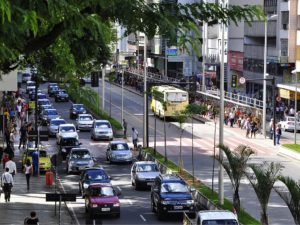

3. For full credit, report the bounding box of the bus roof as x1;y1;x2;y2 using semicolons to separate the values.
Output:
152;85;187;93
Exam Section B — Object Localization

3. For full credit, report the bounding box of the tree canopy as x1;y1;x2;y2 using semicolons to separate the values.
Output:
0;0;262;78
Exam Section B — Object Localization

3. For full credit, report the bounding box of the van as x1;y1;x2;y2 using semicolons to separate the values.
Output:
196;210;239;225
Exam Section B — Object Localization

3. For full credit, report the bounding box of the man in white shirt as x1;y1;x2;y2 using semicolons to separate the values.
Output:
132;127;138;150
1;168;14;202
5;157;16;176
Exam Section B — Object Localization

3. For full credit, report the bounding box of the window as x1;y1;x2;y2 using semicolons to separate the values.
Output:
281;11;289;30
281;39;288;57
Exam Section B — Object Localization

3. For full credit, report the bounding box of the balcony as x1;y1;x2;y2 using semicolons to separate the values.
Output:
244;20;277;37
244;45;278;60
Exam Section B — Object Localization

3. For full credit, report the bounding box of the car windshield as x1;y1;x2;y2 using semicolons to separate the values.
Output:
51;120;65;126
61;126;75;132
74;104;84;109
51;87;58;91
86;170;109;180
46;110;58;116
61;138;79;146
38;94;46;99
91;186;114;197
39;100;50;105
80;116;93;121
161;182;189;193
28;150;47;157
137;164;159;172
111;143;129;151
95;122;111;129
202;219;238;225
71;151;91;159
59;91;66;94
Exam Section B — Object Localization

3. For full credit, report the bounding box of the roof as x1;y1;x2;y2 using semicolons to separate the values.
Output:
153;85;187;93
78;114;92;116
110;140;128;144
135;161;157;165
198;210;237;221
71;148;89;152
94;120;110;123
84;167;104;171
159;174;183;182
50;118;65;122
59;123;75;127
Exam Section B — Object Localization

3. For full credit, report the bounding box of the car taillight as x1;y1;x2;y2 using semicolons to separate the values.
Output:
92;204;98;208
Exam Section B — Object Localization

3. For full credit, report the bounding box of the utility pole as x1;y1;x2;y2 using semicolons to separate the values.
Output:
165;39;168;77
143;35;148;148
102;67;105;111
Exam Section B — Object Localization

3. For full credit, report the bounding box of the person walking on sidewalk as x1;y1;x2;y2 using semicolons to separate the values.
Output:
276;123;282;145
24;211;39;225
24;159;32;191
245;118;251;138
229;111;235;127
32;150;39;176
132;127;139;150
9;129;16;151
122;119;127;139
1;167;13;202
5;156;16;177
19;123;28;149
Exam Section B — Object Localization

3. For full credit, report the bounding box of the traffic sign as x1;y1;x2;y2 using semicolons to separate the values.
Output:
29;101;35;109
239;77;246;84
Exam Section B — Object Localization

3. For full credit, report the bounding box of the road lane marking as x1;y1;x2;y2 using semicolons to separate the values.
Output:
127;199;133;205
140;214;146;222
116;186;122;192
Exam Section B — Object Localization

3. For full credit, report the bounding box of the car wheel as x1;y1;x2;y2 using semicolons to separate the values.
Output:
135;181;139;190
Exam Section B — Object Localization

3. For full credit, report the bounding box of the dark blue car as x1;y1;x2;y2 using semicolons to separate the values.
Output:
151;174;196;219
79;167;111;197
55;89;69;102
69;103;87;119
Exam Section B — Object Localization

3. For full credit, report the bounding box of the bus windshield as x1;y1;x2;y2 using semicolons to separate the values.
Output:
166;92;187;102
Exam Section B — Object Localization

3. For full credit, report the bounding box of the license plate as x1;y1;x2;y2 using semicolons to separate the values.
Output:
147;182;154;186
174;206;183;210
101;208;110;212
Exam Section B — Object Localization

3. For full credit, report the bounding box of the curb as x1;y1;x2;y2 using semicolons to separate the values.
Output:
278;146;300;161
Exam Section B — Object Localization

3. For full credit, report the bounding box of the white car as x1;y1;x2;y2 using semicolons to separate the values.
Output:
91;120;113;140
279;116;300;132
76;114;93;131
195;210;239;225
56;124;79;144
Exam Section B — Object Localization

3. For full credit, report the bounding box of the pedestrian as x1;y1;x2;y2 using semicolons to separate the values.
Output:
9;129;15;150
1;167;13;202
229;111;235;128
31;150;39;176
19;123;28;149
269;118;274;139
5;156;16;177
24;159;32;191
245;118;251;138
2;154;9;170
122;119;127;139
250;119;258;138
24;211;39;225
276;124;282;145
131;127;139;150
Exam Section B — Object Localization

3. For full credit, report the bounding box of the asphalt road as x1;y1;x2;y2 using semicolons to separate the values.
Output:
36;83;182;225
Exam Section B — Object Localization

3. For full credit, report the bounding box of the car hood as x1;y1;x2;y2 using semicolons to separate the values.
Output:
95;128;112;132
160;192;192;200
60;132;78;138
136;172;160;179
89;196;119;204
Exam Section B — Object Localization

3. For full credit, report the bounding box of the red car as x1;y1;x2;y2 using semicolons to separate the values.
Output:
85;184;121;218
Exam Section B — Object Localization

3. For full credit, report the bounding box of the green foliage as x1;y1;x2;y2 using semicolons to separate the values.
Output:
185;103;208;116
275;176;300;225
282;144;300;153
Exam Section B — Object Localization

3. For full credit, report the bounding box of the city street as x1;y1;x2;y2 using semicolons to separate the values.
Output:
89;80;299;225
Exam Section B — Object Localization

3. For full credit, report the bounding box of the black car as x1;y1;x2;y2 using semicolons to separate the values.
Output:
55;89;69;102
69;103;86;119
58;137;81;160
151;174;196;219
48;83;58;94
79;167;111;197
49;86;59;97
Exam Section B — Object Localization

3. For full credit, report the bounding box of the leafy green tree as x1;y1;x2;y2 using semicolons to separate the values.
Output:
217;144;254;213
245;162;282;225
0;1;262;75
274;176;300;225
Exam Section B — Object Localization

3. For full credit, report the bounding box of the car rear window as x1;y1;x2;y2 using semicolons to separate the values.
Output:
60;126;75;132
86;170;108;180
51;120;65;126
95;122;111;128
71;151;90;159
111;143;129;151
161;182;189;193
91;186;114;197
80;116;93;121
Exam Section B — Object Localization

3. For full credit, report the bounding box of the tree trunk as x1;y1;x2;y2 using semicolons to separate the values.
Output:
233;188;241;213
261;211;269;225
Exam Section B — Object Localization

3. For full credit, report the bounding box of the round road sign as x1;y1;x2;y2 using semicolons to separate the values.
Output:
239;77;246;84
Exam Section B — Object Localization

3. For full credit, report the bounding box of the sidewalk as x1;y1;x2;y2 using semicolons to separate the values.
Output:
0;105;73;224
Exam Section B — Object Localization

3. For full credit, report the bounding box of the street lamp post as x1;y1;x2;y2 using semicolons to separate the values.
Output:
202;21;207;91
165;39;168;77
263;14;277;138
143;35;148;148
121;69;124;122
102;66;106;111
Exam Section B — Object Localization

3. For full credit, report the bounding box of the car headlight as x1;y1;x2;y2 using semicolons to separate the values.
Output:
186;200;194;204
113;203;120;207
83;183;89;189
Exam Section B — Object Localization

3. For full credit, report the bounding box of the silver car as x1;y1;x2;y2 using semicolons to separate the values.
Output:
91;120;113;141
66;148;95;174
106;141;133;164
131;161;160;190
40;108;60;125
76;114;94;130
48;118;66;136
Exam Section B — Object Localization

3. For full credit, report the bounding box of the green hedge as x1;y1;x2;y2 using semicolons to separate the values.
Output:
144;148;260;225
66;85;122;130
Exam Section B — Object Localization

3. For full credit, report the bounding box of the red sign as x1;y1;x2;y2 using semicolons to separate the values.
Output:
229;51;243;72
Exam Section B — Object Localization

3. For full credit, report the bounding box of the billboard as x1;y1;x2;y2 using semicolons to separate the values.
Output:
0;70;18;91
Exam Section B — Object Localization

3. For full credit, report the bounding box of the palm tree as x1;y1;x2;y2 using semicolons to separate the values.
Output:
174;110;188;171
245;162;282;225
217;144;254;213
274;176;300;225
